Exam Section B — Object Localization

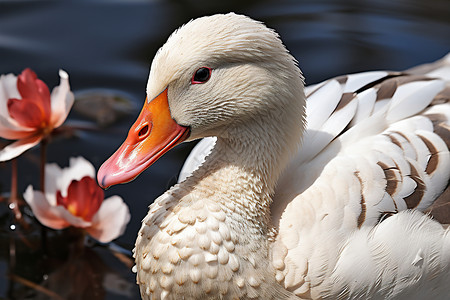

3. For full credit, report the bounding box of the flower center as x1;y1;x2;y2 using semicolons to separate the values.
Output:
56;176;104;222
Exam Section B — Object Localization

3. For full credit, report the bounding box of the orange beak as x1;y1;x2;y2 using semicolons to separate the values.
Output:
97;88;190;189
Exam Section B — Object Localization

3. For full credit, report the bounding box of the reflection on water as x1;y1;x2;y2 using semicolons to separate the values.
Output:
0;0;449;298
33;247;133;300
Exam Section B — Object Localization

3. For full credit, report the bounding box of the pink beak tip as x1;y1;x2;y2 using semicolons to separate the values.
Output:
97;163;110;189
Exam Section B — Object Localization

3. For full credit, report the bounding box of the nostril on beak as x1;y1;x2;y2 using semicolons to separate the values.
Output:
137;123;150;140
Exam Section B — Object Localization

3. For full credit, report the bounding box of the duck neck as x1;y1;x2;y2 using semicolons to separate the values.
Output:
186;113;302;228
197;138;273;224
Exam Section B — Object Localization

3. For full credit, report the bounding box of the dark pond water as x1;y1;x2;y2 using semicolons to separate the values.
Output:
0;0;449;299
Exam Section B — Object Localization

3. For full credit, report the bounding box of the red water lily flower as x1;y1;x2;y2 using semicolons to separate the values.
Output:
24;157;130;243
0;68;74;161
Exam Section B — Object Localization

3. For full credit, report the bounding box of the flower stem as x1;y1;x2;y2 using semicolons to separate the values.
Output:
9;158;22;220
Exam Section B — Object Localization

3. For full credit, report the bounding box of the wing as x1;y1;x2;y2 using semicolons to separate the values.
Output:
273;57;450;298
273;71;450;225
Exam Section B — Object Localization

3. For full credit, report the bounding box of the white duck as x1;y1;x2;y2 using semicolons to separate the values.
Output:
97;13;450;300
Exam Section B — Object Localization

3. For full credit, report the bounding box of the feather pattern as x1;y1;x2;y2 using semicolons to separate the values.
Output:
180;54;450;299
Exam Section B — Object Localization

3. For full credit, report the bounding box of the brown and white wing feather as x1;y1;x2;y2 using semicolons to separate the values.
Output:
274;69;449;224
274;58;450;298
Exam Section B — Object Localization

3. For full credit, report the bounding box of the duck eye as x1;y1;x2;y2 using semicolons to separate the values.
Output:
192;67;212;84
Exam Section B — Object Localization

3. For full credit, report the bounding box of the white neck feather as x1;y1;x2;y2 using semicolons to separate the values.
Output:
185;103;304;220
165;107;304;298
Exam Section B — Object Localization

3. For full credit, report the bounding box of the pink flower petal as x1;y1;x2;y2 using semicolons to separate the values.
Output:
0;114;34;139
0;134;42;162
50;70;74;128
15;69;51;124
86;195;130;243
0;73;20;101
56;176;104;222
58;157;96;197
56;206;93;228
43;157;96;206
0;73;20;114
7;97;48;128
23;186;71;229
43;163;64;206
0;73;36;136
24;185;92;229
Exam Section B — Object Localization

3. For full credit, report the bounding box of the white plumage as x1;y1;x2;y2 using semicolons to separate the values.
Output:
100;13;450;300
180;69;450;299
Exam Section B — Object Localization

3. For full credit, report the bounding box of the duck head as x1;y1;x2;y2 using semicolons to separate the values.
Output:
97;13;305;189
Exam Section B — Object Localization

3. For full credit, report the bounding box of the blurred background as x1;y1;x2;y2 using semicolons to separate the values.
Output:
0;0;449;299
